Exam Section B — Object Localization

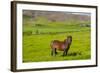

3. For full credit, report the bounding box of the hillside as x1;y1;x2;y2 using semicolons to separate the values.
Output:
23;10;91;23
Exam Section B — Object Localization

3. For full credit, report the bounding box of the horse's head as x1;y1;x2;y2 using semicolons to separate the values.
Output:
64;36;72;45
67;36;72;45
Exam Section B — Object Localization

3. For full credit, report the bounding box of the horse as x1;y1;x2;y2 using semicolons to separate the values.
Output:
50;36;72;56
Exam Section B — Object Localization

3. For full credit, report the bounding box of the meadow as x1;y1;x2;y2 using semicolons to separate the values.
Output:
23;15;91;62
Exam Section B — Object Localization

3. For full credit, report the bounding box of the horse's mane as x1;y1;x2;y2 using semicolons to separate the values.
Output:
64;39;67;43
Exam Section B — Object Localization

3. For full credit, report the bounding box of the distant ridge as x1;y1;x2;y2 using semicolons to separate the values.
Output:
23;10;91;22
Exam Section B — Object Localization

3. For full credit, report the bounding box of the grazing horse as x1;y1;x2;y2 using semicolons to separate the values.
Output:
50;36;72;56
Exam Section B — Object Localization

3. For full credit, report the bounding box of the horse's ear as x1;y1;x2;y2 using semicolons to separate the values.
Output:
68;35;72;38
70;36;72;38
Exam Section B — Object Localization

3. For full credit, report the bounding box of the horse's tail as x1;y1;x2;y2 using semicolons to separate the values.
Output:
50;41;55;56
50;41;54;49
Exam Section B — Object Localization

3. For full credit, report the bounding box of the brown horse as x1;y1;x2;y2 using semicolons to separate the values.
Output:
50;36;72;56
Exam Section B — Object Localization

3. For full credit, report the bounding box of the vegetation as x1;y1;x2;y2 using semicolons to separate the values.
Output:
23;15;91;62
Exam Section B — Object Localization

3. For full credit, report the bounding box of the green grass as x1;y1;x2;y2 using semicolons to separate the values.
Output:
23;15;91;63
23;30;91;62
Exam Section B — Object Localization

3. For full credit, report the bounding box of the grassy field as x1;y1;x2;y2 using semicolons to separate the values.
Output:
23;15;91;63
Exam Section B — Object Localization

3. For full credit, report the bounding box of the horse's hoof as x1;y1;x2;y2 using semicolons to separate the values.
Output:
55;52;58;54
62;55;65;56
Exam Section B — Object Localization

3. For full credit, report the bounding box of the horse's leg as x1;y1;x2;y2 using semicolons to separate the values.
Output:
65;49;67;55
51;49;53;56
66;46;70;55
51;48;56;56
55;49;58;55
63;48;66;56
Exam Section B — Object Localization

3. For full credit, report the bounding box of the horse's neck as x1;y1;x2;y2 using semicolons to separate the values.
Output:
64;39;68;45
